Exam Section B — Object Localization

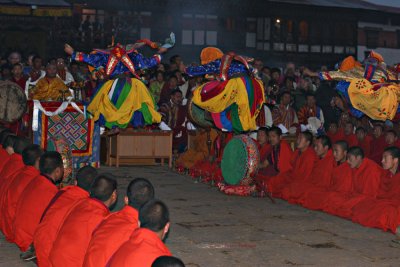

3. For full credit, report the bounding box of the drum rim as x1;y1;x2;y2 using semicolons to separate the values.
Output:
0;81;27;123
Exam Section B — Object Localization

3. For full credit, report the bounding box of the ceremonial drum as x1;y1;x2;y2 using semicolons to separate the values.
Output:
0;81;27;123
187;98;214;129
221;134;259;185
47;135;74;186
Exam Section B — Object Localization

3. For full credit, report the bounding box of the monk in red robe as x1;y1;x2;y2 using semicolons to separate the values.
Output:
324;146;382;219
0;145;43;241
285;135;336;204
355;127;371;158
0;128;13;172
343;121;358;147
257;126;292;178
327;122;344;144
83;178;155;267
385;130;400;148
0;135;30;193
267;131;317;199
33;166;98;266
107;200;172;267
303;140;351;210
370;124;386;163
49;174;117;267
352;146;400;233
13;151;63;252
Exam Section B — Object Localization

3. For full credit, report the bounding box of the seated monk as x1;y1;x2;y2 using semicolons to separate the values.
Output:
31;63;70;101
152;256;185;267
303;140;352;210
49;174;117;267
385;130;400;148
343;121;358;147
33;166;98;266
370;124;386;164
256;126;292;179
0;128;12;172
175;128;218;169
159;89;188;153
107;200;172;267
12;152;62;252
0;135;30;206
355;127;371;158
267;131;317;199
284;135;336;205
0;145;43;241
327;122;344;144
352;146;400;233
323;146;382;219
83;178;155;267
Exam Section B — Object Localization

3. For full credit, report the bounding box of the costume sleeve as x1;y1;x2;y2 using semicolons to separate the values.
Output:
185;61;220;76
132;53;161;70
71;51;108;69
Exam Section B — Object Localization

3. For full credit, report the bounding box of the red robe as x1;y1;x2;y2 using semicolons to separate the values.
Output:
49;198;109;267
13;175;58;251
357;135;372;158
0;147;10;173
34;186;89;267
286;150;336;205
343;133;358;147
303;162;352;210
370;135;386;164
324;158;382;219
0;153;24;197
83;206;139;267
351;172;400;233
0;166;39;240
327;129;345;144
267;146;317;199
107;228;171;267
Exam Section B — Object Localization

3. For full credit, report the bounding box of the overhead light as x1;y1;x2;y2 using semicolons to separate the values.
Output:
276;19;281;23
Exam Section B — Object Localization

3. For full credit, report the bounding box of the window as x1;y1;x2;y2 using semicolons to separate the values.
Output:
366;29;379;49
182;14;218;46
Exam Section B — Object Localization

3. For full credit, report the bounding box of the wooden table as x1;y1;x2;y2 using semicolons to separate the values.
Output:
107;130;173;168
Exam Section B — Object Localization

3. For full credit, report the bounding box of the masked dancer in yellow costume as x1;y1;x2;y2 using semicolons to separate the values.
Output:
184;47;266;133
306;51;400;121
64;33;175;128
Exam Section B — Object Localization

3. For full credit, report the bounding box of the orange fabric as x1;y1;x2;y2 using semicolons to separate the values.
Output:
339;56;361;71
34;186;89;267
200;47;223;65
0;166;39;241
107;228;171;267
13;175;58;251
83;206;139;267
49;198;109;267
325;158;382;219
0;147;10;173
267;146;317;198
286;150;336;204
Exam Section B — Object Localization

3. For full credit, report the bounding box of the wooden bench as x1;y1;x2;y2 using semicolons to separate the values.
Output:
107;130;173;168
